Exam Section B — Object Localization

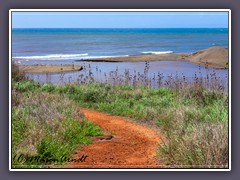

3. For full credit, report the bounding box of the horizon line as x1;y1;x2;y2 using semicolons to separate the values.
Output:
12;27;229;29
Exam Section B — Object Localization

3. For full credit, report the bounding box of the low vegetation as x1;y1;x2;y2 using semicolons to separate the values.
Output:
12;66;103;168
12;63;229;168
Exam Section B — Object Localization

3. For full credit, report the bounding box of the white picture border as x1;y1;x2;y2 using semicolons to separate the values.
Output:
9;9;231;171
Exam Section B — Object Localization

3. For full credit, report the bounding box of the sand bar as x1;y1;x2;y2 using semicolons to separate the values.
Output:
78;46;228;69
17;64;83;74
16;46;228;74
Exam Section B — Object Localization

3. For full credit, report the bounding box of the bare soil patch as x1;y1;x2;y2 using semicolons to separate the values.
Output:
65;108;166;168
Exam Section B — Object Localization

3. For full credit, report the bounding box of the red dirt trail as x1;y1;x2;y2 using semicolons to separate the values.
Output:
65;108;165;168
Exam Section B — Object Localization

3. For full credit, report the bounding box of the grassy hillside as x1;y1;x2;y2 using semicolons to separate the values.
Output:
12;64;228;168
12;66;103;168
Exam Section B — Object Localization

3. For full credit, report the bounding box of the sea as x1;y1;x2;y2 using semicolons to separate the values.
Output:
12;28;228;62
11;28;229;89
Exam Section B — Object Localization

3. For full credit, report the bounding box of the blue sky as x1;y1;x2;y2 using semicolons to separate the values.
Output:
12;11;229;28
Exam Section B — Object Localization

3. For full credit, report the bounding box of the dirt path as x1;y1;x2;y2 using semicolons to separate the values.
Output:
66;108;165;168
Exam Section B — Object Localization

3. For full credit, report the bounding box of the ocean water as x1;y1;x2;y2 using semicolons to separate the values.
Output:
12;28;229;89
12;28;228;62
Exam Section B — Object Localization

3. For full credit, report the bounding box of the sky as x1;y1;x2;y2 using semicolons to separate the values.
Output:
11;11;229;28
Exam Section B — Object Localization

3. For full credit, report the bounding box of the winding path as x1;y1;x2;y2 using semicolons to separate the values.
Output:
66;108;165;168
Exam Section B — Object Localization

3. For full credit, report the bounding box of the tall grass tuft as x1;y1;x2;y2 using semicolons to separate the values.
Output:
12;88;103;168
12;63;26;82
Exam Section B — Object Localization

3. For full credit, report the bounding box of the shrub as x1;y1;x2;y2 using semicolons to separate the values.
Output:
12;63;26;81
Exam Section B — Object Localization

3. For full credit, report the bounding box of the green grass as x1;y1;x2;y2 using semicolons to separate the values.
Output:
12;77;228;168
12;86;103;168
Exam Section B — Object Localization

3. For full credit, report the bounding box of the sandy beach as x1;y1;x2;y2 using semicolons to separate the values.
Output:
16;46;228;74
17;64;83;73
79;46;228;69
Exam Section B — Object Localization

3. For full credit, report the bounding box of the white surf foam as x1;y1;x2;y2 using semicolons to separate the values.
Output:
13;54;129;61
13;53;89;60
141;51;173;55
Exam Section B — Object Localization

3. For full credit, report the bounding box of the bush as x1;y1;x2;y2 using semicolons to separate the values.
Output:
12;63;26;81
41;83;55;92
83;91;101;103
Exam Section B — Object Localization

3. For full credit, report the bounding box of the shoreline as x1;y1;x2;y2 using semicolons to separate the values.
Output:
15;46;228;74
77;46;228;69
17;64;83;74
